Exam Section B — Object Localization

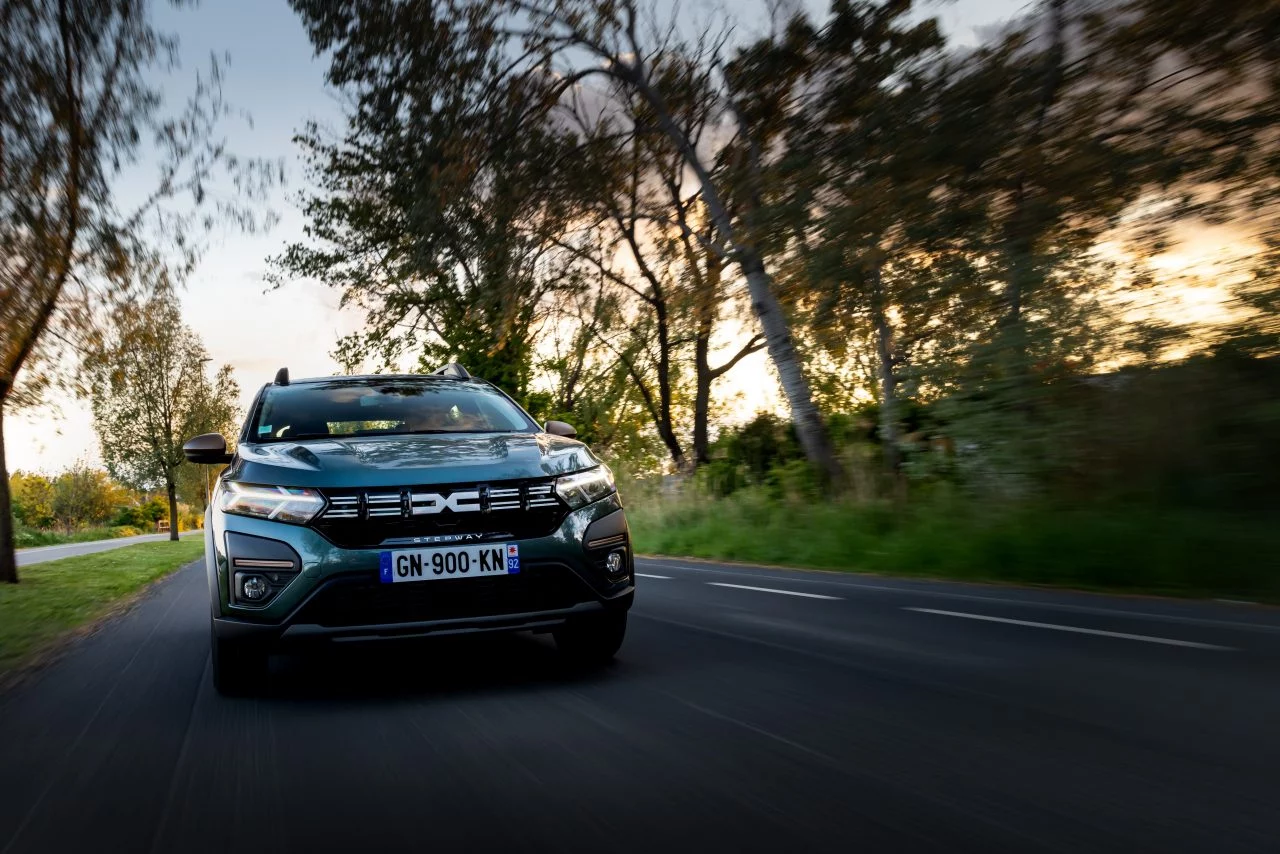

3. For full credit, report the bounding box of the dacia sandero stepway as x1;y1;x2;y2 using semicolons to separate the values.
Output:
184;364;633;695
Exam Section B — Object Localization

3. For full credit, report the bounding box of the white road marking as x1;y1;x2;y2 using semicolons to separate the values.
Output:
905;608;1236;651
635;560;1280;634
708;582;842;601
636;573;672;579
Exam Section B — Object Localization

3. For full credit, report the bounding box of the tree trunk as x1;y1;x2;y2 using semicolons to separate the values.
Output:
739;250;843;484
166;476;179;542
629;69;844;485
692;255;717;466
0;398;19;583
653;301;686;471
693;324;713;467
659;423;686;471
868;260;901;473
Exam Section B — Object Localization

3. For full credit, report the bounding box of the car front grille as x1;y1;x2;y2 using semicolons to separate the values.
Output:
310;478;565;549
290;562;592;628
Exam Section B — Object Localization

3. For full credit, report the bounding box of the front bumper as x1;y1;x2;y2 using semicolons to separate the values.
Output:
206;494;633;644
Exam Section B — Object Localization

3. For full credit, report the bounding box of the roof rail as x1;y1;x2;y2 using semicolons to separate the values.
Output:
274;367;290;386
431;363;471;379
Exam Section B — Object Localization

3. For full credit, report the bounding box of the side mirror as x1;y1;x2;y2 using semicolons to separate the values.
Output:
184;433;233;464
543;420;578;439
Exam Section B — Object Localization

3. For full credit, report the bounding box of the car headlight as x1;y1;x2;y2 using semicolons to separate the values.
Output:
555;465;616;509
219;482;326;524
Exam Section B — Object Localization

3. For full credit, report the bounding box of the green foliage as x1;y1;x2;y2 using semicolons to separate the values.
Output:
12;525;143;549
277;0;598;399
9;472;55;529
177;508;203;532
111;497;168;528
0;538;203;676
277;0;1280;566
630;489;1280;600
50;464;120;533
0;0;277;583
88;293;238;493
695;414;803;496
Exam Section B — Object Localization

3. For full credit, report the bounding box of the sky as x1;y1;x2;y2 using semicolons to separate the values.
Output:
7;0;1035;475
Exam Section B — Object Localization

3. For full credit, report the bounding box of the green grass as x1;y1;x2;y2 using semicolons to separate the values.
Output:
0;538;204;677
628;489;1280;602
13;526;144;549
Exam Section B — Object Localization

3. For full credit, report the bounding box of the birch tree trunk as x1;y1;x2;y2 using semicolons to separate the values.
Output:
868;260;901;473
629;67;845;484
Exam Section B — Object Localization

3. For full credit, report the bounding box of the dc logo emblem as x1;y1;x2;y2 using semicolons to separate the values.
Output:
410;490;481;515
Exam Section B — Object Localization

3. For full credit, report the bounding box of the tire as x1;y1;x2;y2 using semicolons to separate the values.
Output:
554;611;627;666
211;625;268;696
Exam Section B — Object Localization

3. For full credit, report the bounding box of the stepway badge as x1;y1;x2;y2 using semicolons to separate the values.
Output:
506;544;521;574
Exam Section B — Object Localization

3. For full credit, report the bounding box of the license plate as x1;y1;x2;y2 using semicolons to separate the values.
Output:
379;543;519;584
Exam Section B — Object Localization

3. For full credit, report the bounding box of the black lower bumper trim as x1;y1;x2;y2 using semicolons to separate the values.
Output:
284;601;609;641
213;596;633;643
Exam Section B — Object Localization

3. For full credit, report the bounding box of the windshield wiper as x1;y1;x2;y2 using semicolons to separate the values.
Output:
396;429;513;435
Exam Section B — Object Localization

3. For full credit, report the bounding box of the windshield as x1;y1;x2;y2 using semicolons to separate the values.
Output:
248;377;537;442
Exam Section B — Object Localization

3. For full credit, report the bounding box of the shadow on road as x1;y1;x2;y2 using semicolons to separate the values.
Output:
252;631;617;703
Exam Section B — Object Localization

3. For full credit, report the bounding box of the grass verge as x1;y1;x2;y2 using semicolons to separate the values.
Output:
628;490;1280;602
0;538;204;679
13;525;147;548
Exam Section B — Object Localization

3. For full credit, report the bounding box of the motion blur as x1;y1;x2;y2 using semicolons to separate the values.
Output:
1;0;1278;851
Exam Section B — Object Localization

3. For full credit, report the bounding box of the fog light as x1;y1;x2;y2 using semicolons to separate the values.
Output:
606;549;626;575
240;574;269;601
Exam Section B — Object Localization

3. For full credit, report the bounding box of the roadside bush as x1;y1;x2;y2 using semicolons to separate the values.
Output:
112;498;169;529
10;525;137;548
9;473;56;529
112;506;145;527
13;527;58;548
629;488;1280;601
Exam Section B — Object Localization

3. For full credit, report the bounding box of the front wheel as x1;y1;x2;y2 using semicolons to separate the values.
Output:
554;611;627;666
211;625;268;696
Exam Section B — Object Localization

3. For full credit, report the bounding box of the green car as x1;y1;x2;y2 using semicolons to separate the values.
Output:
183;364;633;695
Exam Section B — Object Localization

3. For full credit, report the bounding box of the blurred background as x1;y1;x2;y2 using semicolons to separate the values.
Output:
3;0;1278;598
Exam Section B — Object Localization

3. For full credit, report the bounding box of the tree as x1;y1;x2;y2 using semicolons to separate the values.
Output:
174;363;241;510
1088;0;1280;357
288;0;845;483
51;463;117;532
532;283;667;469
9;472;56;529
0;0;276;582
87;292;239;541
276;0;593;400
734;1;957;474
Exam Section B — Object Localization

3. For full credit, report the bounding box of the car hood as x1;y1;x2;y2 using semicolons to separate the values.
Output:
226;433;601;489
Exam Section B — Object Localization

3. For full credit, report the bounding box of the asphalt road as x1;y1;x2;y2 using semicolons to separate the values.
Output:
2;556;1279;853
16;530;201;566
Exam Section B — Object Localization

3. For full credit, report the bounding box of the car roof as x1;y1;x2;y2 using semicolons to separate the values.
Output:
284;374;483;386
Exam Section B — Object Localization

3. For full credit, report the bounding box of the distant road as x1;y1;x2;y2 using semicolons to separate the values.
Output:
1;555;1279;852
15;529;201;566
